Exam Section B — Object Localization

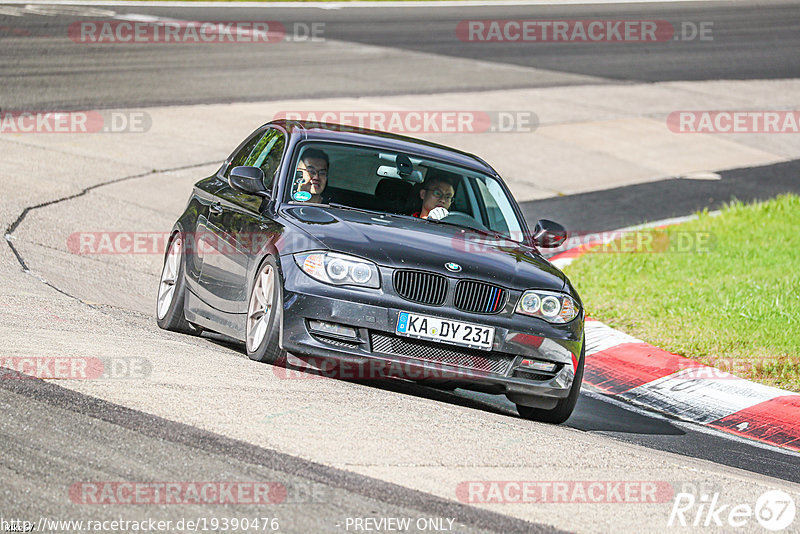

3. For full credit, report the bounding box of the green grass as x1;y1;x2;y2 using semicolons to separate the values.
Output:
564;194;800;392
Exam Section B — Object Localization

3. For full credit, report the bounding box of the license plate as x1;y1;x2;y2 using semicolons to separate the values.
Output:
396;312;495;351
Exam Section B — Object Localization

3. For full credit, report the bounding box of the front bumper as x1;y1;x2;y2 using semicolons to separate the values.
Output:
278;255;584;402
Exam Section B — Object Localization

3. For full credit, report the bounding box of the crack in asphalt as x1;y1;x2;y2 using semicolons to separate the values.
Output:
3;160;219;298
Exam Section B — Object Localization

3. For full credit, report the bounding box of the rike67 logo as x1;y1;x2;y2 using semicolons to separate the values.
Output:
668;490;796;531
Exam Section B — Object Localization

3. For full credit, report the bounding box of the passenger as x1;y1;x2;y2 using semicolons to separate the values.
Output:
295;148;329;203
412;176;455;220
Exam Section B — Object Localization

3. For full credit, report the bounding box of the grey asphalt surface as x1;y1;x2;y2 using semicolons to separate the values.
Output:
1;0;800;109
2;1;800;532
196;330;800;485
0;375;555;534
4;150;800;496
284;362;800;485
520;159;800;233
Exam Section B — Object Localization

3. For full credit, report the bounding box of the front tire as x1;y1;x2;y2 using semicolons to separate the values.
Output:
517;342;585;424
246;256;286;364
156;233;200;335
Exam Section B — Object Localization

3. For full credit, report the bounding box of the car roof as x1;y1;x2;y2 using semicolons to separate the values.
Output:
268;119;499;177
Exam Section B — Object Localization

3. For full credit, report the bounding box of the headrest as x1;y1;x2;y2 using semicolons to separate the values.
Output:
375;178;413;199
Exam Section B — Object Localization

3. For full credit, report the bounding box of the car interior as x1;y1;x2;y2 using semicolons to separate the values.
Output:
289;143;522;240
291;146;469;214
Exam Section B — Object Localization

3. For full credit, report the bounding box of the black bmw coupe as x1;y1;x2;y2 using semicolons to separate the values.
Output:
157;120;585;423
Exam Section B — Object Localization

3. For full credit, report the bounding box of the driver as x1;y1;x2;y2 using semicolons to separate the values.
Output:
412;176;455;220
295;148;329;204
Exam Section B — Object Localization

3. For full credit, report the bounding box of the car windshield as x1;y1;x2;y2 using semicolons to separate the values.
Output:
285;142;526;243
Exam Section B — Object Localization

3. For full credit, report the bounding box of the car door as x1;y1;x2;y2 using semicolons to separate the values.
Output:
181;174;227;297
187;127;267;305
197;127;287;314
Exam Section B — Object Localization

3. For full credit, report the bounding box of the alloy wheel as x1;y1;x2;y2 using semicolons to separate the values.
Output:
247;263;275;352
157;237;182;320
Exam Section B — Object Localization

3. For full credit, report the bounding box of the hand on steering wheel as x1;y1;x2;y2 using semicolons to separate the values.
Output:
427;207;449;220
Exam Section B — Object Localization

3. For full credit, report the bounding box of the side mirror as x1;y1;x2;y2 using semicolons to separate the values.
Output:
532;219;567;248
230;166;269;197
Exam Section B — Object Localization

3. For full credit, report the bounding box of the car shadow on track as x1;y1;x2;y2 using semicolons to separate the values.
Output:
567;393;685;436
201;333;512;413
202;333;685;436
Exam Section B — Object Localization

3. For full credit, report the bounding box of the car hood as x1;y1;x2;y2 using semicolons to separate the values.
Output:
281;205;566;292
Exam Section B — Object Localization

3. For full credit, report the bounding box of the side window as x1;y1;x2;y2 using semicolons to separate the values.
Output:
242;129;286;188
222;129;265;179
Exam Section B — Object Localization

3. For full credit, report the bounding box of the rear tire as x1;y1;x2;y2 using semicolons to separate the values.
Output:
246;256;286;365
156;233;200;335
517;342;585;424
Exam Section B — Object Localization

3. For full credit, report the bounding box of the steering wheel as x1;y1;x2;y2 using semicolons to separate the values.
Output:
439;211;491;232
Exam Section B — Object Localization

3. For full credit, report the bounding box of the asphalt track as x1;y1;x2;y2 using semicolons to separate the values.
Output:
1;376;551;534
519;158;800;232
2;1;800;533
1;0;800;109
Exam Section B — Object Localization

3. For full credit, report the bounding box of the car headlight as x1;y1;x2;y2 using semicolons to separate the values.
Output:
294;251;380;289
516;290;580;324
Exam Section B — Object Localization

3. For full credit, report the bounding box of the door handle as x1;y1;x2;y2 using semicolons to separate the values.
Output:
209;202;223;215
